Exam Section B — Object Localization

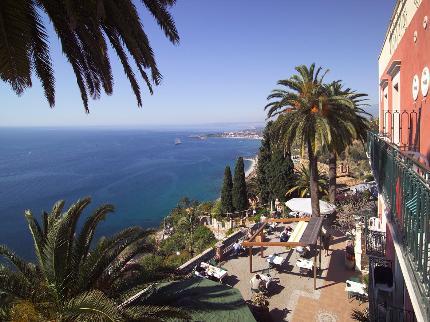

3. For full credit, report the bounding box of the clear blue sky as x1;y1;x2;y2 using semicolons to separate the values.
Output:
0;0;394;127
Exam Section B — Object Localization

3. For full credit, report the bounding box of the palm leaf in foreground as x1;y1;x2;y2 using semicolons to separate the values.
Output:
0;0;180;112
0;197;184;321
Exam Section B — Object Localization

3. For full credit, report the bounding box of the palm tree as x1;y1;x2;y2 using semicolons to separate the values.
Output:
177;207;201;256
0;197;185;321
266;64;352;216
0;0;179;112
324;81;369;203
286;164;328;198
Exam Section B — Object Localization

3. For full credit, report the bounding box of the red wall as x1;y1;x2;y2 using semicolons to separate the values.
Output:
380;1;430;159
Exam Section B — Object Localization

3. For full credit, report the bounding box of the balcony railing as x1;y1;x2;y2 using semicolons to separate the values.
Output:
367;131;430;319
365;227;387;258
375;304;417;322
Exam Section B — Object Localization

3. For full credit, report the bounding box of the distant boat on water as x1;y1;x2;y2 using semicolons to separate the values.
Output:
174;138;182;145
188;135;207;140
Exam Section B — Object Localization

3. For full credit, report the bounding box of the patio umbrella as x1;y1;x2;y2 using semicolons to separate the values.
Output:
285;198;336;215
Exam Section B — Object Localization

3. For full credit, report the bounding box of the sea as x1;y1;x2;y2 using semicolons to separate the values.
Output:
0;128;260;259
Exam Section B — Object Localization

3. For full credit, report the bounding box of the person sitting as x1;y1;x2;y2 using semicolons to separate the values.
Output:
250;274;264;293
233;240;243;256
195;264;207;278
280;231;288;242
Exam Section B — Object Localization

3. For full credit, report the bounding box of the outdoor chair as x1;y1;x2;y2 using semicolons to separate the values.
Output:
347;290;368;305
208;258;218;267
208;258;228;272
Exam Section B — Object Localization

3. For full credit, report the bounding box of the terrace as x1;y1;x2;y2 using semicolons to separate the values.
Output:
213;221;365;321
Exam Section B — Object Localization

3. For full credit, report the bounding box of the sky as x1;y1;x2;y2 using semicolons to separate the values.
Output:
0;0;395;127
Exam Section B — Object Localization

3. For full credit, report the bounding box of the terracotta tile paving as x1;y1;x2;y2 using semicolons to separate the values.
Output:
291;234;363;322
220;225;366;321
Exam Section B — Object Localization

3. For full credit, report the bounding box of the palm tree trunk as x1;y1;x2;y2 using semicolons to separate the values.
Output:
307;138;321;216
328;152;337;204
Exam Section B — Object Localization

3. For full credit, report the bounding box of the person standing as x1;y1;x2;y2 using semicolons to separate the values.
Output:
322;232;332;256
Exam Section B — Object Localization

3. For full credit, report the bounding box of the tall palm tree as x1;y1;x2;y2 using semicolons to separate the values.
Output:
0;0;179;112
0;197;185;321
286;164;328;198
266;64;352;216
324;81;369;203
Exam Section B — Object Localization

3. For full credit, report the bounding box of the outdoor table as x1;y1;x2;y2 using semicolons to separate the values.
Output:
200;262;228;282
288;211;299;218
266;254;285;267
296;258;313;275
259;273;272;289
295;246;310;257
345;280;367;304
269;222;278;229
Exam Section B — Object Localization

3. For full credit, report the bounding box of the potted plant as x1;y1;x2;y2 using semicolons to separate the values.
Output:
248;293;272;321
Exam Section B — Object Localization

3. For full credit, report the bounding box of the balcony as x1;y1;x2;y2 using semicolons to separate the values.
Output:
367;132;430;320
365;226;386;258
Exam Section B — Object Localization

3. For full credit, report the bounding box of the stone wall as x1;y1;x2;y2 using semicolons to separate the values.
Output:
177;223;258;274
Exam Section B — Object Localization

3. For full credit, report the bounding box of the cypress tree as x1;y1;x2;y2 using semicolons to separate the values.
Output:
268;149;295;201
221;166;234;214
257;121;295;203
257;124;273;204
232;157;248;211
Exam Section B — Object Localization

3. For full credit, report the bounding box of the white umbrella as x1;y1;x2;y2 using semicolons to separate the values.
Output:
285;198;336;215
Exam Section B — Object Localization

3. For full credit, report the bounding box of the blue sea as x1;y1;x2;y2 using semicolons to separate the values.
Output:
0;128;260;259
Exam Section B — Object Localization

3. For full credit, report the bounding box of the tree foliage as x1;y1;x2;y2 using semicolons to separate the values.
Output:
265;63;366;215
232;157;248;211
220;166;234;214
0;197;185;321
256;124;273;204
286;164;328;198
160;198;216;260
323;81;369;202
257;122;295;204
0;0;179;112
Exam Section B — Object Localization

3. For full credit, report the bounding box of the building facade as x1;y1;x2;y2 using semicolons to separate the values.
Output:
367;0;430;321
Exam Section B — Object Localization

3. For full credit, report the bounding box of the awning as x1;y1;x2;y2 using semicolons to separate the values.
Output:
285;198;336;215
288;221;308;243
300;217;323;245
287;217;323;245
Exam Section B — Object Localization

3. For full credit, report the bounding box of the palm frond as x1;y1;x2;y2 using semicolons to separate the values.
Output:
63;290;123;322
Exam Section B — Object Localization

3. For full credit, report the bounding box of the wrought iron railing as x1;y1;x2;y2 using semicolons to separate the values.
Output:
367;131;430;319
368;256;392;321
365;228;387;258
376;304;417;322
382;108;421;152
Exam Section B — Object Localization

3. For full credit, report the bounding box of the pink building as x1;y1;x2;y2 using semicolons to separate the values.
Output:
367;1;430;321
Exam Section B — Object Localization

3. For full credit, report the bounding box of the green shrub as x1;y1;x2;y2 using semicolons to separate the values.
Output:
164;251;191;268
251;214;261;223
159;234;184;255
198;201;214;214
138;254;176;281
193;225;216;252
211;199;223;218
364;174;374;182
225;227;236;237
362;274;369;286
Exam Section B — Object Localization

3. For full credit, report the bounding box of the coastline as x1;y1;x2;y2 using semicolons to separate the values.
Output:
244;156;258;178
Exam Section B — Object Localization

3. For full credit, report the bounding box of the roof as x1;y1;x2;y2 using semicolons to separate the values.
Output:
299;217;323;245
149;277;256;322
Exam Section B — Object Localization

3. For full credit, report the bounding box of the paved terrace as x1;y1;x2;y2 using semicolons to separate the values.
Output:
219;226;364;321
